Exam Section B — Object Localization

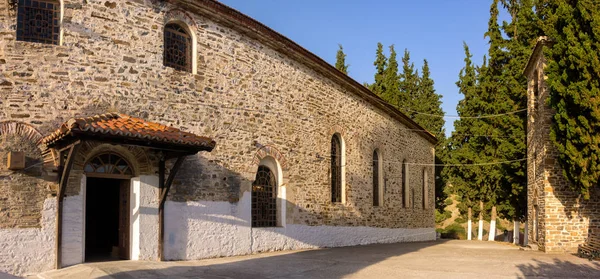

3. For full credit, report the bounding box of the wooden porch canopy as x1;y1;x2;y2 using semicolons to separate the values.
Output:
41;113;216;268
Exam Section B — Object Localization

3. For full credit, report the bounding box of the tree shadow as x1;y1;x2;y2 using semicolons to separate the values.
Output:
98;241;445;279
0;271;21;279
515;258;600;278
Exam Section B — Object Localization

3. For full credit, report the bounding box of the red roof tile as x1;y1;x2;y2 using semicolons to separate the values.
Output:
42;113;216;151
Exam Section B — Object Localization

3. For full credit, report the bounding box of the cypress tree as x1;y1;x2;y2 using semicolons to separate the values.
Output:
381;45;401;109
413;59;445;139
369;43;387;96
335;44;349;74
540;1;600;199
399;49;419;117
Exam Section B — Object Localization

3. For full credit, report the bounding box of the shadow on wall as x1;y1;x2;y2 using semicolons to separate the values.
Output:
516;258;600;278
163;153;435;261
100;240;444;279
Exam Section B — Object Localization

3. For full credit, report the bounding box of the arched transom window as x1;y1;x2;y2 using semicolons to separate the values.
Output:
163;23;192;72
331;134;343;203
252;165;277;227
16;0;60;45
84;153;133;178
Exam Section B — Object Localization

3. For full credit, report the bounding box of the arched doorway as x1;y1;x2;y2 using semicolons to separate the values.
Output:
84;153;133;262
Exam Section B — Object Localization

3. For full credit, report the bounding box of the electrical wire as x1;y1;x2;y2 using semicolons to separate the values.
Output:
398;107;528;119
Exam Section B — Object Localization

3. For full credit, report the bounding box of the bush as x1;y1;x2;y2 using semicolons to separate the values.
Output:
435;209;452;224
444;198;454;206
455;217;467;224
441;223;466;239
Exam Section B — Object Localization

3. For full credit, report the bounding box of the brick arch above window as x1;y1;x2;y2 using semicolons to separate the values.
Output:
16;0;63;45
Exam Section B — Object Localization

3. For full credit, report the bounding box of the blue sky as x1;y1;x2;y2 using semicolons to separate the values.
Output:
219;0;500;136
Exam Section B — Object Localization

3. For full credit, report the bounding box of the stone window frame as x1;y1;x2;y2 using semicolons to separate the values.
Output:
163;10;198;74
15;0;64;45
402;159;409;208
330;133;346;204
372;148;384;207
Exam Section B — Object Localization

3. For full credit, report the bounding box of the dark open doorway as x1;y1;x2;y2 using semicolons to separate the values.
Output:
85;177;130;262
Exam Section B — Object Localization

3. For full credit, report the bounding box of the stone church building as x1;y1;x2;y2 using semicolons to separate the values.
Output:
525;37;600;253
0;0;436;276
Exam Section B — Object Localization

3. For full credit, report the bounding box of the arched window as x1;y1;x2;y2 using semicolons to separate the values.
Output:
84;153;133;178
252;165;277;227
373;149;383;206
16;0;60;45
423;169;428;209
331;134;343;203
402;160;409;208
164;23;192;72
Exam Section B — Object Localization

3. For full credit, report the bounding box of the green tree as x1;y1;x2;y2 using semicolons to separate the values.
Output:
399;49;419;117
448;0;537;221
540;0;600;199
369;43;387;96
413;59;445;139
381;45;401;108
335;44;349;74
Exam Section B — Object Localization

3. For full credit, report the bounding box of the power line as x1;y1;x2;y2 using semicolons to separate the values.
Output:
191;102;524;139
398;107;528;119
317;154;528;167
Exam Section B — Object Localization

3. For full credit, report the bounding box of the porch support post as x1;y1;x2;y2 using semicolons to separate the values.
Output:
158;155;186;261
55;142;80;269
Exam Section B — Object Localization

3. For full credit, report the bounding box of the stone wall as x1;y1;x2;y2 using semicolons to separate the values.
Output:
0;0;435;232
526;41;600;253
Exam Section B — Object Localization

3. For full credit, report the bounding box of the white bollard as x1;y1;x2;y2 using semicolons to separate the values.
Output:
478;219;483;241
488;219;496;241
488;206;497;241
468;220;472;240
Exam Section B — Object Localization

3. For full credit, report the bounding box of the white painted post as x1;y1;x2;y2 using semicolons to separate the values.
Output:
488;206;496;241
467;208;472;240
513;221;520;245
478;201;483;241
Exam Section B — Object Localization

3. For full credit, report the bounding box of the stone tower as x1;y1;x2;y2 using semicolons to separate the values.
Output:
525;37;600;253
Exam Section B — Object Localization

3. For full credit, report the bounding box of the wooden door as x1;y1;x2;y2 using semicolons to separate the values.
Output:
118;180;130;260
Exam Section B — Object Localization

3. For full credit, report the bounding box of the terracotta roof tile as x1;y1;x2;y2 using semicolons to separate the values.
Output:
42;113;216;151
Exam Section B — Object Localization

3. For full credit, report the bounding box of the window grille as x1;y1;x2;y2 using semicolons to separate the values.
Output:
164;23;192;72
252;165;277;227
16;0;60;45
373;150;380;206
331;135;342;203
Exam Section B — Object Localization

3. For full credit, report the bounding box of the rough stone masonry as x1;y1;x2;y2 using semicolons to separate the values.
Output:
0;0;436;276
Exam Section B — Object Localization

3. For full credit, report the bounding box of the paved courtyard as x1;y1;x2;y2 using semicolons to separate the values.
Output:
29;240;600;279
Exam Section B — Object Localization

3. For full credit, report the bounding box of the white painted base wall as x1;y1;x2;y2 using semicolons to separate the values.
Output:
0;198;56;276
164;192;435;261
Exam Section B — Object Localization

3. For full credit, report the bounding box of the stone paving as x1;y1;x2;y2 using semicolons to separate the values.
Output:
29;240;600;279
